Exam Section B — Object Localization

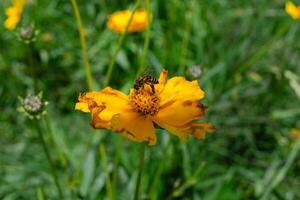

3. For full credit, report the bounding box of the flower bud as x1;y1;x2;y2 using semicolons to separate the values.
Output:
188;65;202;79
23;95;43;114
18;25;38;43
18;92;48;119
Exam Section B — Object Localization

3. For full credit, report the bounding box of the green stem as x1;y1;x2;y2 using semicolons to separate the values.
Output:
27;43;37;92
35;120;63;199
43;115;66;167
100;143;114;200
43;114;55;146
178;0;196;75
148;141;171;198
70;0;93;91
99;0;106;12
112;137;123;193
103;0;140;87
138;0;151;75
134;143;146;200
36;187;45;200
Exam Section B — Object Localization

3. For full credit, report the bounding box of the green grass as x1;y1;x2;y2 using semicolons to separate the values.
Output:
1;0;300;199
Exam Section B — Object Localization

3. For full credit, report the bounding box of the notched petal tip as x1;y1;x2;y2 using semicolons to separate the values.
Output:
159;69;168;85
75;102;89;112
155;100;207;127
190;122;216;140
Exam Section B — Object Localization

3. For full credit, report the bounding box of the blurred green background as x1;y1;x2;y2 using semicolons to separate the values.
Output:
1;0;300;199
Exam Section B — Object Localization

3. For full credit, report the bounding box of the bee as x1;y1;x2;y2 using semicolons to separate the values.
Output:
134;74;159;93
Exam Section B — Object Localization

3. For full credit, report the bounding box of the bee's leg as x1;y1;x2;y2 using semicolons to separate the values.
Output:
150;84;155;94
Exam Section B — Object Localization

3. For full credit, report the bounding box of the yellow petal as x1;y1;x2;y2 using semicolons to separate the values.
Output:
13;0;26;8
153;119;215;141
75;102;90;112
158;69;168;85
111;111;156;145
129;9;150;32
107;9;150;33
188;122;216;139
155;100;207;126
107;10;131;33
6;7;20;16
75;87;129;129
4;17;19;30
159;77;205;106
153;119;189;140
285;1;300;19
155;69;168;94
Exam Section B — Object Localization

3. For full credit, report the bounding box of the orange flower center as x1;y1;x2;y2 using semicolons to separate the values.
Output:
128;84;160;116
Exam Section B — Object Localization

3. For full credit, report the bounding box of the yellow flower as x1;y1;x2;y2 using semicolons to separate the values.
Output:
75;70;215;145
285;1;300;20
289;128;300;140
107;9;150;33
4;0;25;30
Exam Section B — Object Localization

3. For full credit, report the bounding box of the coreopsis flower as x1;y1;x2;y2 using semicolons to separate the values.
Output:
285;1;300;20
107;9;150;33
289;128;300;140
4;0;26;30
75;70;215;145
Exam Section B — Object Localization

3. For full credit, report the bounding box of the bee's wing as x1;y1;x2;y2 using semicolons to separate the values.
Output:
137;67;155;78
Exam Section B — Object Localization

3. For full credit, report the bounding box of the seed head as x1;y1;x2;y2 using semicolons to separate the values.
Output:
18;92;48;119
18;25;38;43
188;65;202;79
23;95;43;114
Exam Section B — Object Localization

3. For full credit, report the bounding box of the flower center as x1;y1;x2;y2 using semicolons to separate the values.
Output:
128;84;160;116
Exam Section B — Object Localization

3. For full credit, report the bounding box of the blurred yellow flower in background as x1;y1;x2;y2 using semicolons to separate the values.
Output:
76;70;215;145
289;128;300;140
285;1;300;19
4;0;26;30
107;9;150;33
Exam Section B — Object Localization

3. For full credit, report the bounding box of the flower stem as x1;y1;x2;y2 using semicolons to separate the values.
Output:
178;0;196;75
100;143;114;200
70;0;93;91
112;137;123;193
134;143;146;200
148;140;171;198
27;43;37;92
35;120;63;199
43;114;66;166
137;0;151;75
103;0;140;87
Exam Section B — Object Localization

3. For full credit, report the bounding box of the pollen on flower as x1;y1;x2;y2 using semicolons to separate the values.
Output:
128;84;160;116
